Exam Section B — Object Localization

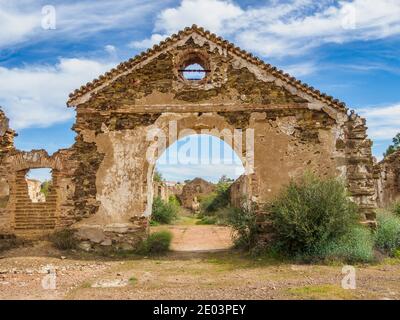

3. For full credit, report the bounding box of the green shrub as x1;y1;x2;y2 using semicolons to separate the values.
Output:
200;177;231;215
50;230;77;250
228;205;261;251
392;201;400;217
137;231;172;255
375;212;400;255
312;226;374;263
266;174;359;256
151;197;178;224
196;216;217;225
168;195;181;207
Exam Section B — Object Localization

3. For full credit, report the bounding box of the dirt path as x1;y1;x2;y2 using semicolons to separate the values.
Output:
0;241;400;300
151;225;233;251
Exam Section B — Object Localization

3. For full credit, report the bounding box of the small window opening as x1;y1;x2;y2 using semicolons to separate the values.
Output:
180;63;208;81
25;168;52;203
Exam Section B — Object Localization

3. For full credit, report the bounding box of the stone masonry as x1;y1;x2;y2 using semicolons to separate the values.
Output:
0;25;385;250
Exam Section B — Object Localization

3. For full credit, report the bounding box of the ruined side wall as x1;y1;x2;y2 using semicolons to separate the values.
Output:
229;174;254;208
344;112;376;225
1;149;76;237
0;109;15;234
374;150;400;207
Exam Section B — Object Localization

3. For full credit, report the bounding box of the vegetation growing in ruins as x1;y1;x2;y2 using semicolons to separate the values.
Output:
227;205;260;252
383;133;400;157
40;180;53;197
227;174;377;262
153;169;164;182
393;201;400;217
267;175;359;257
375;211;400;256
151;196;179;224
50;229;77;250
197;175;234;225
136;230;172;255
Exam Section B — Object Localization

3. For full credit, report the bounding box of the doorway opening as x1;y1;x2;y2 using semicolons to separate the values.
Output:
25;168;52;203
150;134;245;252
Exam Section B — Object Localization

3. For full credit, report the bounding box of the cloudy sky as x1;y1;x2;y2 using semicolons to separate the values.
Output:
1;0;399;182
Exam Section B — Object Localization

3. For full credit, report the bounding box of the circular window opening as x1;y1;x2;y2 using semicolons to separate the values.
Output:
181;63;206;81
178;52;210;83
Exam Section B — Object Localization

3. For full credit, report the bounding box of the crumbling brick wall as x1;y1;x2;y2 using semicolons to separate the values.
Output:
0;109;15;234
0;26;379;248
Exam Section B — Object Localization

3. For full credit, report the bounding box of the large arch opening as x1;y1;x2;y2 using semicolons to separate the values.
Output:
149;134;246;252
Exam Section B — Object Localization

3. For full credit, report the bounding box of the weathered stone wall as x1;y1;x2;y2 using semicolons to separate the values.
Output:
0;109;15;234
374;150;400;207
229;174;254;208
0;147;76;237
153;181;182;202
343;112;377;225
26;179;46;203
0;27;379;249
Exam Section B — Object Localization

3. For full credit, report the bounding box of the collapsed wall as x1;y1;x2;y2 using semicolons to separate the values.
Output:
374;150;400;207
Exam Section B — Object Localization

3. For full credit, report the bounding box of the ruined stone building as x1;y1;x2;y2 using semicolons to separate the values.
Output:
153;180;183;202
26;179;46;203
374;150;400;207
0;25;395;250
178;178;216;211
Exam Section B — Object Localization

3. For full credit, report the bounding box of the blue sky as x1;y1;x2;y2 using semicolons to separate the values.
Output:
1;0;399;182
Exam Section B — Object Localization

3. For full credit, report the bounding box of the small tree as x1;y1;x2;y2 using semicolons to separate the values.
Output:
153;169;164;182
383;133;400;157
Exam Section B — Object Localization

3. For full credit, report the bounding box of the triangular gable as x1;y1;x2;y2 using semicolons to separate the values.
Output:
67;24;347;114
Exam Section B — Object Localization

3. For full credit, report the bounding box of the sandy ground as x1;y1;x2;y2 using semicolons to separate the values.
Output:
0;225;400;300
151;225;233;251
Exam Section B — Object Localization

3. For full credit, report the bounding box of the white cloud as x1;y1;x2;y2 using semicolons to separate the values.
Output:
358;103;400;141
129;34;167;49
0;0;168;48
280;62;317;77
154;0;243;35
137;0;400;58
0;4;39;47
0;58;115;129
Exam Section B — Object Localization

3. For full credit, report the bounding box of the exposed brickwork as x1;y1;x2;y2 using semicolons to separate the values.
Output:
0;26;381;251
344;111;377;225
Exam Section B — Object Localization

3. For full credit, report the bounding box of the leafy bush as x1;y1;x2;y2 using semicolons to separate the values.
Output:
168;195;181;207
153;169;163;182
375;212;400;255
266;174;359;256
392;201;400;217
137;231;172;255
151;197;178;224
200;177;231;215
312;226;374;263
40;180;53;197
227;205;261;251
50;230;77;250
